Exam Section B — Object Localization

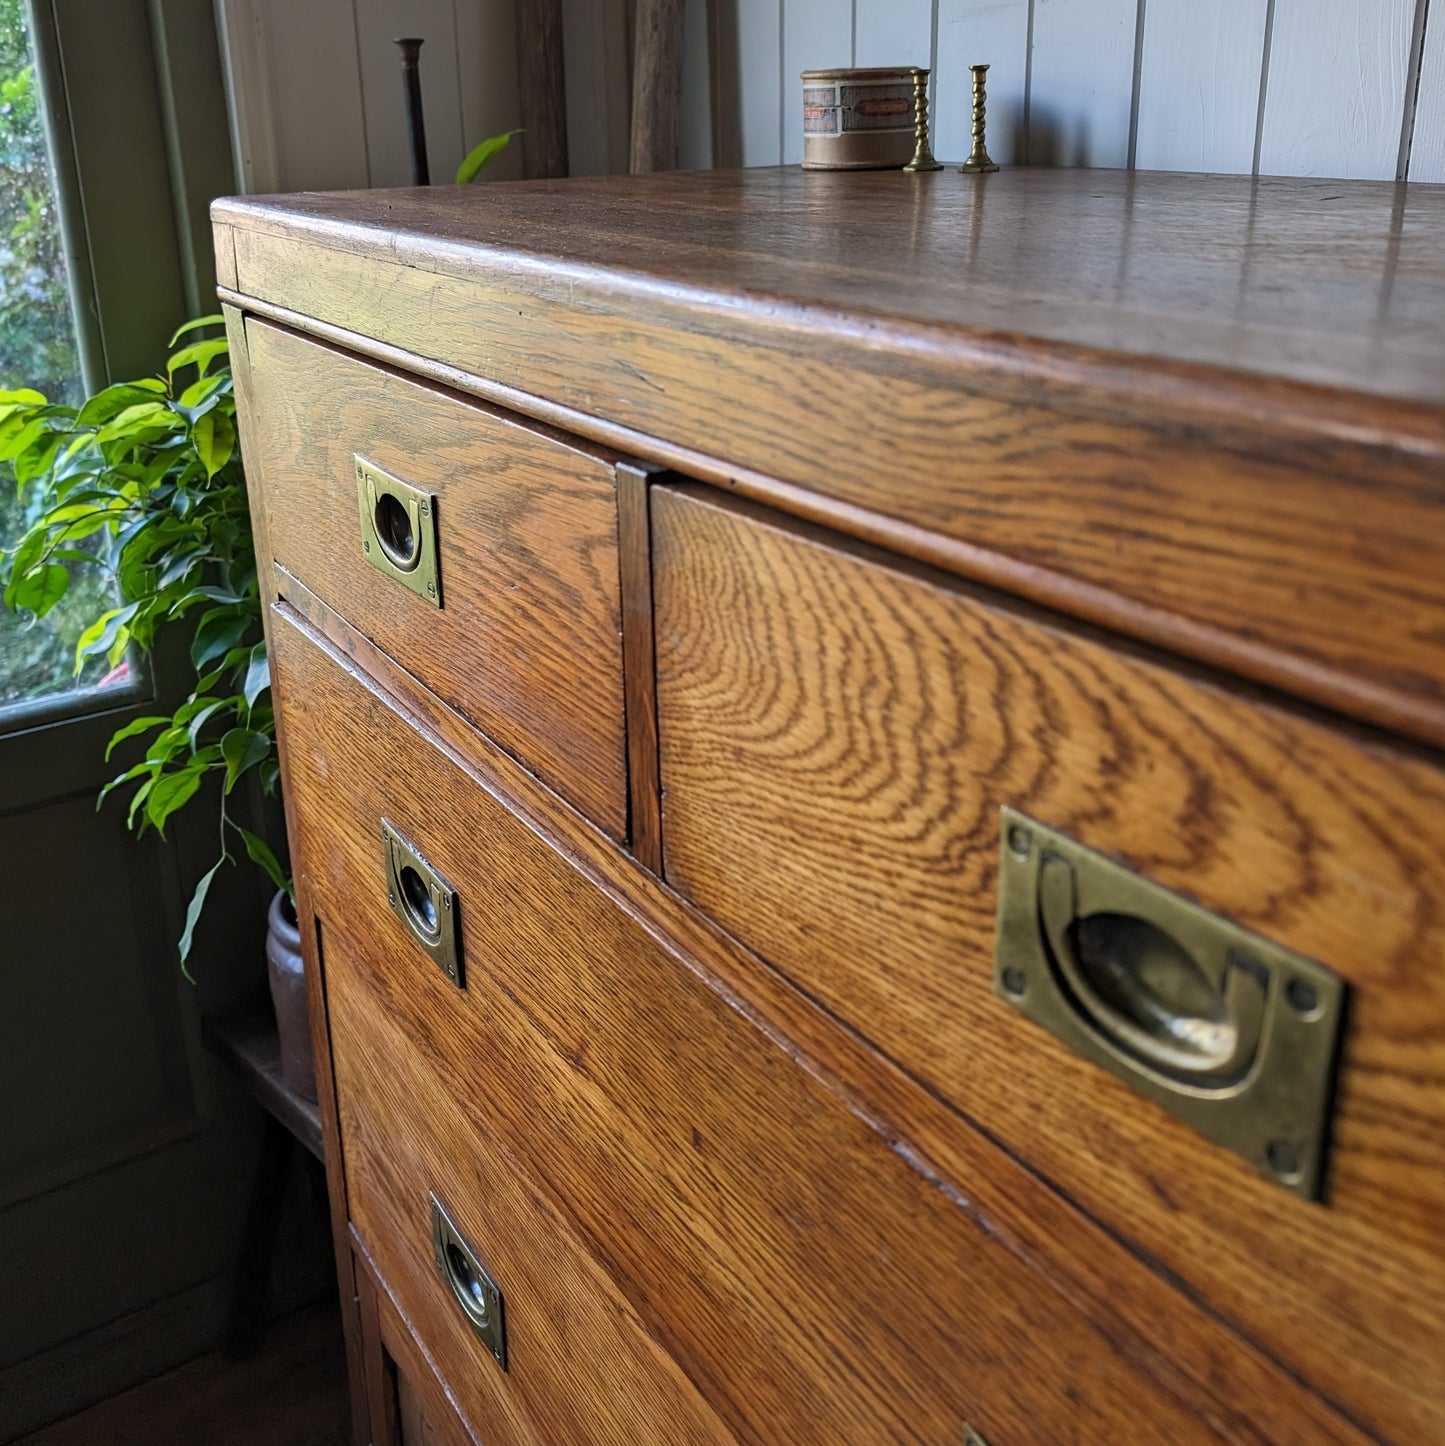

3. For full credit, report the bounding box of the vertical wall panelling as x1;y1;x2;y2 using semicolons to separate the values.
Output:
733;0;784;165
354;0;465;186
782;0;853;162
855;0;933;69
1258;0;1416;180
1408;1;1444;180
680;0;715;167
1028;0;1141;167
213;0;280;193
252;0;371;190
1134;0;1270;173
934;0;1030;165
592;0;1442;180
453;0;525;182
216;0;524;193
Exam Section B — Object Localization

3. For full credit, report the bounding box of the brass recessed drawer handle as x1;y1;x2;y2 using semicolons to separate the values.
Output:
994;807;1345;1200
382;820;462;987
355;455;442;606
431;1193;507;1370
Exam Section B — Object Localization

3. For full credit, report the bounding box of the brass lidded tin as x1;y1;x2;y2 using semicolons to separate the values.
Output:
801;67;916;171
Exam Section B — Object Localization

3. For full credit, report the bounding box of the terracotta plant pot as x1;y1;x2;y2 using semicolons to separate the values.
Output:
266;889;317;1103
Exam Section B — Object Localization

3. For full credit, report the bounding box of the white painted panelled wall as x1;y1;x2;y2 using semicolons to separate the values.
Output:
697;0;1445;181
214;0;525;193
214;3;1442;195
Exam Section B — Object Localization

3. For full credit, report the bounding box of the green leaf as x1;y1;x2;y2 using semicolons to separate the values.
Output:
0;415;51;462
242;642;269;707
178;854;227;968
169;313;225;347
95;401;174;445
220;726;270;792
12;562;69;616
74;603;138;673
145;725;189;765
105;715;169;761
167;338;230;376
0;387;46;405
455;129;523;183
157;545;213;592
232;823;289;895
145;767;203;835
98;759;156;806
77;381;169;427
190;607;250;671
126;774;156;830
192;408;235;478
14;432;61;484
175;373;228;417
193;645;254;695
186;697;233;749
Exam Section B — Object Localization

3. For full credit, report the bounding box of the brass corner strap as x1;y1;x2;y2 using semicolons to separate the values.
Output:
993;807;1346;1200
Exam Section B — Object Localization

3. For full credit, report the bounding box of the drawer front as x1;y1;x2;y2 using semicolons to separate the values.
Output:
272;604;1224;1446
651;484;1445;1444
244;319;628;839
328;927;728;1446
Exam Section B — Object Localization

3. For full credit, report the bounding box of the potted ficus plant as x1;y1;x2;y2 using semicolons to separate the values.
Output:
0;315;314;1098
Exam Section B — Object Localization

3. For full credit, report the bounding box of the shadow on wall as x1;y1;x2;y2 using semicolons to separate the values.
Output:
1023;107;1098;168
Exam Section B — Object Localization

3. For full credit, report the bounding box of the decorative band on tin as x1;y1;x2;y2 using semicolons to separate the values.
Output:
839;83;913;131
803;84;840;134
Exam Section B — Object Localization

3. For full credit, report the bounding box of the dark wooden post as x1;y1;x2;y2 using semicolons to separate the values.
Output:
630;0;686;173
395;38;429;185
516;0;569;178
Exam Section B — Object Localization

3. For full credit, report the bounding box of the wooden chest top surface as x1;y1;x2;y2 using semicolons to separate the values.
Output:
216;166;1445;417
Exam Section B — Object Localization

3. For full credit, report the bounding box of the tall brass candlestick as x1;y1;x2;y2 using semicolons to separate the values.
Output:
902;67;942;172
960;63;999;174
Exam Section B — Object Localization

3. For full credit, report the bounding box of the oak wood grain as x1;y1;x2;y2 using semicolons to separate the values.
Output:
259;490;369;1446
331;945;736;1446
617;462;665;873
356;1267;401;1446
361;1243;482;1446
214;222;237;291
213;169;1445;751
244;318;628;840
396;1370;468;1446
276;568;1370;1446
652;482;1445;1446
272;604;1248;1446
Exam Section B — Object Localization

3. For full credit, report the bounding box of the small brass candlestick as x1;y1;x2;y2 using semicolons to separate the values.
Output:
902;67;942;172
960;63;999;174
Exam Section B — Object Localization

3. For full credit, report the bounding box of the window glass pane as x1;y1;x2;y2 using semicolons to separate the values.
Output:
0;0;124;711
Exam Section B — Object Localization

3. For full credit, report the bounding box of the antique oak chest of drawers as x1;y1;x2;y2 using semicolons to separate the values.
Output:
214;169;1445;1445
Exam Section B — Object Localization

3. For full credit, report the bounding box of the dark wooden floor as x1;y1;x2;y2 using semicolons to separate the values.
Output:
15;1305;351;1446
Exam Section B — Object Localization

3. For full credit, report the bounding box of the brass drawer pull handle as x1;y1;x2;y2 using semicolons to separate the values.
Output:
994;807;1345;1200
355;455;442;606
1037;851;1266;1085
431;1193;507;1369
382;820;462;987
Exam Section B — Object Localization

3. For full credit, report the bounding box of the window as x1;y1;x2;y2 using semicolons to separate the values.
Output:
0;0;124;711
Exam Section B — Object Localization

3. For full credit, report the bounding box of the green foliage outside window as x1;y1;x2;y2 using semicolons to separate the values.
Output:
0;0;115;705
